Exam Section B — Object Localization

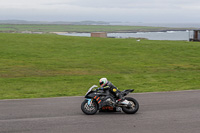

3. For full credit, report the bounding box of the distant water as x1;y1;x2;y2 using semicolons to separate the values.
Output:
56;22;199;40
57;31;193;41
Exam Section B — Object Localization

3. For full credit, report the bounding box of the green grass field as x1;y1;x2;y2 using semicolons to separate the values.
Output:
0;24;189;33
0;33;200;99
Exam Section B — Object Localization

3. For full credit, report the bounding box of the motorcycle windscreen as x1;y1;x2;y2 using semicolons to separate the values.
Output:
85;85;98;96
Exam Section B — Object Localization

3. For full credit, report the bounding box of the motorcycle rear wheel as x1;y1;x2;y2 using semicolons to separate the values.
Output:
81;99;98;115
122;97;139;114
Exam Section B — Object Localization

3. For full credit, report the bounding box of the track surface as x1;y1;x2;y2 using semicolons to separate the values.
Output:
1;90;200;133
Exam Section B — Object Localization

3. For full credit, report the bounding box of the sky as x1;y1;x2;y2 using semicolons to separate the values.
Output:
0;0;200;23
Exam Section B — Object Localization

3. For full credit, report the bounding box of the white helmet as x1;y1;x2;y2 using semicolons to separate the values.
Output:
99;78;108;87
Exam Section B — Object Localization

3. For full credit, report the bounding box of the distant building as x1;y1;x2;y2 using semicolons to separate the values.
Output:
189;30;200;42
91;32;107;38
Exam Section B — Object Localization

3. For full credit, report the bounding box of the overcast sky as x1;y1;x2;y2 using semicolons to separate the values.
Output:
0;0;200;23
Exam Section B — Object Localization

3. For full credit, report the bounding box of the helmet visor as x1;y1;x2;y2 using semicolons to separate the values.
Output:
100;81;104;86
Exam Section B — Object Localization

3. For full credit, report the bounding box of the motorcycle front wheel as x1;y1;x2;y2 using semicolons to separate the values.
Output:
81;99;98;115
122;97;139;114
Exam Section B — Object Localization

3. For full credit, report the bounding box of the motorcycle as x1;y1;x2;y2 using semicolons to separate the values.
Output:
81;85;139;115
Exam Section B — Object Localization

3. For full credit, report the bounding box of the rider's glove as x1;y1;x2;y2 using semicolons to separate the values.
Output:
97;87;103;90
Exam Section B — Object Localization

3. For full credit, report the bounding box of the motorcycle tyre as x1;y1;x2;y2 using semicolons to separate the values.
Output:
81;99;98;115
122;97;139;114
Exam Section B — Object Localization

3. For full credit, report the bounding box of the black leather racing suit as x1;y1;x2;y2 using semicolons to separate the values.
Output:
100;81;122;100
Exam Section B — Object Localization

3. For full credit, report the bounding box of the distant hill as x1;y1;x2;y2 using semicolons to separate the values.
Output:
0;20;110;25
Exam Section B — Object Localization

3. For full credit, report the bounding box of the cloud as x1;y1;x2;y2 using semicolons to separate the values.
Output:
0;0;200;22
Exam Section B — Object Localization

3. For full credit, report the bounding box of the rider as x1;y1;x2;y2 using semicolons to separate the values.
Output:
98;78;124;104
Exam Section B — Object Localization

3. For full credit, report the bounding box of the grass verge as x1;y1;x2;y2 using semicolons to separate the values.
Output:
0;33;200;99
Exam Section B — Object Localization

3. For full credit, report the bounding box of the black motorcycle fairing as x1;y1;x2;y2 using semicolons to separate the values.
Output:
85;89;116;109
85;92;96;98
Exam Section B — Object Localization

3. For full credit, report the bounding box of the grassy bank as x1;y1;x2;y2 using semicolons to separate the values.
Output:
0;33;200;99
0;24;190;33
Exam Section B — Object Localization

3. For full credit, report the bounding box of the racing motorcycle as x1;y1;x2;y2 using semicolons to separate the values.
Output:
81;85;139;115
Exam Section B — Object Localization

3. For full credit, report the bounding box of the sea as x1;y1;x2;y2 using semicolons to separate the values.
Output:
57;23;200;41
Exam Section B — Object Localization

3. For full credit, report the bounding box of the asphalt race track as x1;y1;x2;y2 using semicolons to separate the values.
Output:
0;90;200;133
